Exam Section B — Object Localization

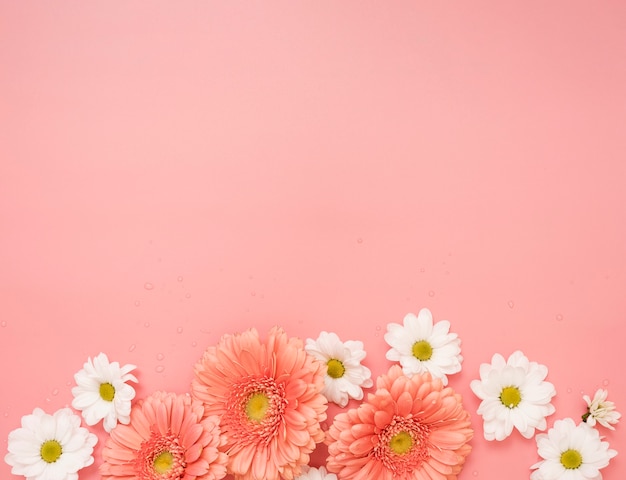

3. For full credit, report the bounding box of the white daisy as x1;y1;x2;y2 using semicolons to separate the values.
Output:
5;407;97;480
384;308;462;385
295;465;338;480
582;389;620;430
470;350;556;441
71;352;137;432
305;331;373;407
530;418;617;480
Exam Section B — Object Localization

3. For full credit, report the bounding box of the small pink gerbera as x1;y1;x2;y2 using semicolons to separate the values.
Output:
100;391;227;480
326;365;473;480
191;326;328;480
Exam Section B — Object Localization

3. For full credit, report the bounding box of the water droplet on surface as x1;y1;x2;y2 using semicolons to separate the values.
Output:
375;325;382;331
191;341;197;347
602;379;610;386
144;322;150;328
66;380;72;386
156;353;165;361
420;267;425;273
52;388;59;396
129;344;136;352
567;387;572;393
45;398;51;403
428;290;435;297
155;365;165;373
556;314;564;321
185;293;191;299
472;472;478;477
250;291;256;296
134;300;141;307
144;282;154;290
0;321;7;327
507;300;514;309
177;276;183;282
176;326;183;334
2;412;8;417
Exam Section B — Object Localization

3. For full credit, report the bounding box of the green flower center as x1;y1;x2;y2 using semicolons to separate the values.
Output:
40;440;62;463
327;359;346;379
153;451;174;474
560;449;583;469
246;392;270;422
99;382;116;402
389;431;413;455
499;386;522;408
412;340;433;361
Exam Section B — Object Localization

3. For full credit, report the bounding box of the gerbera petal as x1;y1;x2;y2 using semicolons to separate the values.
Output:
191;327;327;480
326;366;472;480
100;392;227;480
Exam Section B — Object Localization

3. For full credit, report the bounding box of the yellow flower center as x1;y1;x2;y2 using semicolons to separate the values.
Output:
246;392;270;422
153;451;174;474
99;382;116;402
327;359;346;379
499;386;522;408
412;340;433;361
389;431;413;455
560;449;583;469
40;440;62;463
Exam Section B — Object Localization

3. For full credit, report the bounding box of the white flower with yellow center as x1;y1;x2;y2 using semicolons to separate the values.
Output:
5;407;97;480
384;308;462;386
71;352;137;432
295;465;338;480
582;388;620;430
470;350;556;441
305;331;373;407
530;418;617;480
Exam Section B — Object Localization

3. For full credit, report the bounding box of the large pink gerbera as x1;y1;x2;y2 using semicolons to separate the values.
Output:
191;326;328;480
100;391;227;480
326;365;473;480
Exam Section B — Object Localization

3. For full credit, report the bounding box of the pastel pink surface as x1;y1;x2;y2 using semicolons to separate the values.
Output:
1;2;624;479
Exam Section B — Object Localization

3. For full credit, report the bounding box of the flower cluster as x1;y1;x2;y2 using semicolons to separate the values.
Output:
470;351;619;480
3;307;619;480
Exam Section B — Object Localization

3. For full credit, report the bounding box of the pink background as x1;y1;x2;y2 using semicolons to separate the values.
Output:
1;2;625;479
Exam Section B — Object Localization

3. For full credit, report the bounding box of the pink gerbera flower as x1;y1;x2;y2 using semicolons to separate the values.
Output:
100;391;227;480
326;365;473;480
191;326;328;480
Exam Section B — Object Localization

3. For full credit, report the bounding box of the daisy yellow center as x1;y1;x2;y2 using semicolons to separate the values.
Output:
153;451;174;474
560;449;583;469
412;340;433;361
246;392;270;422
99;382;116;402
389;431;413;455
499;386;522;408
327;358;346;379
40;440;62;463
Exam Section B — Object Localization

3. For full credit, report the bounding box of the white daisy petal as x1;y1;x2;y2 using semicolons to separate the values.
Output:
305;331;372;407
384;308;462;385
5;408;97;480
582;388;620;430
470;350;556;441
71;352;138;432
295;465;338;480
531;418;617;480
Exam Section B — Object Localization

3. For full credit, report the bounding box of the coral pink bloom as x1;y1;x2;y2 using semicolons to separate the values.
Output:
191;326;328;480
100;391;227;480
326;366;473;480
